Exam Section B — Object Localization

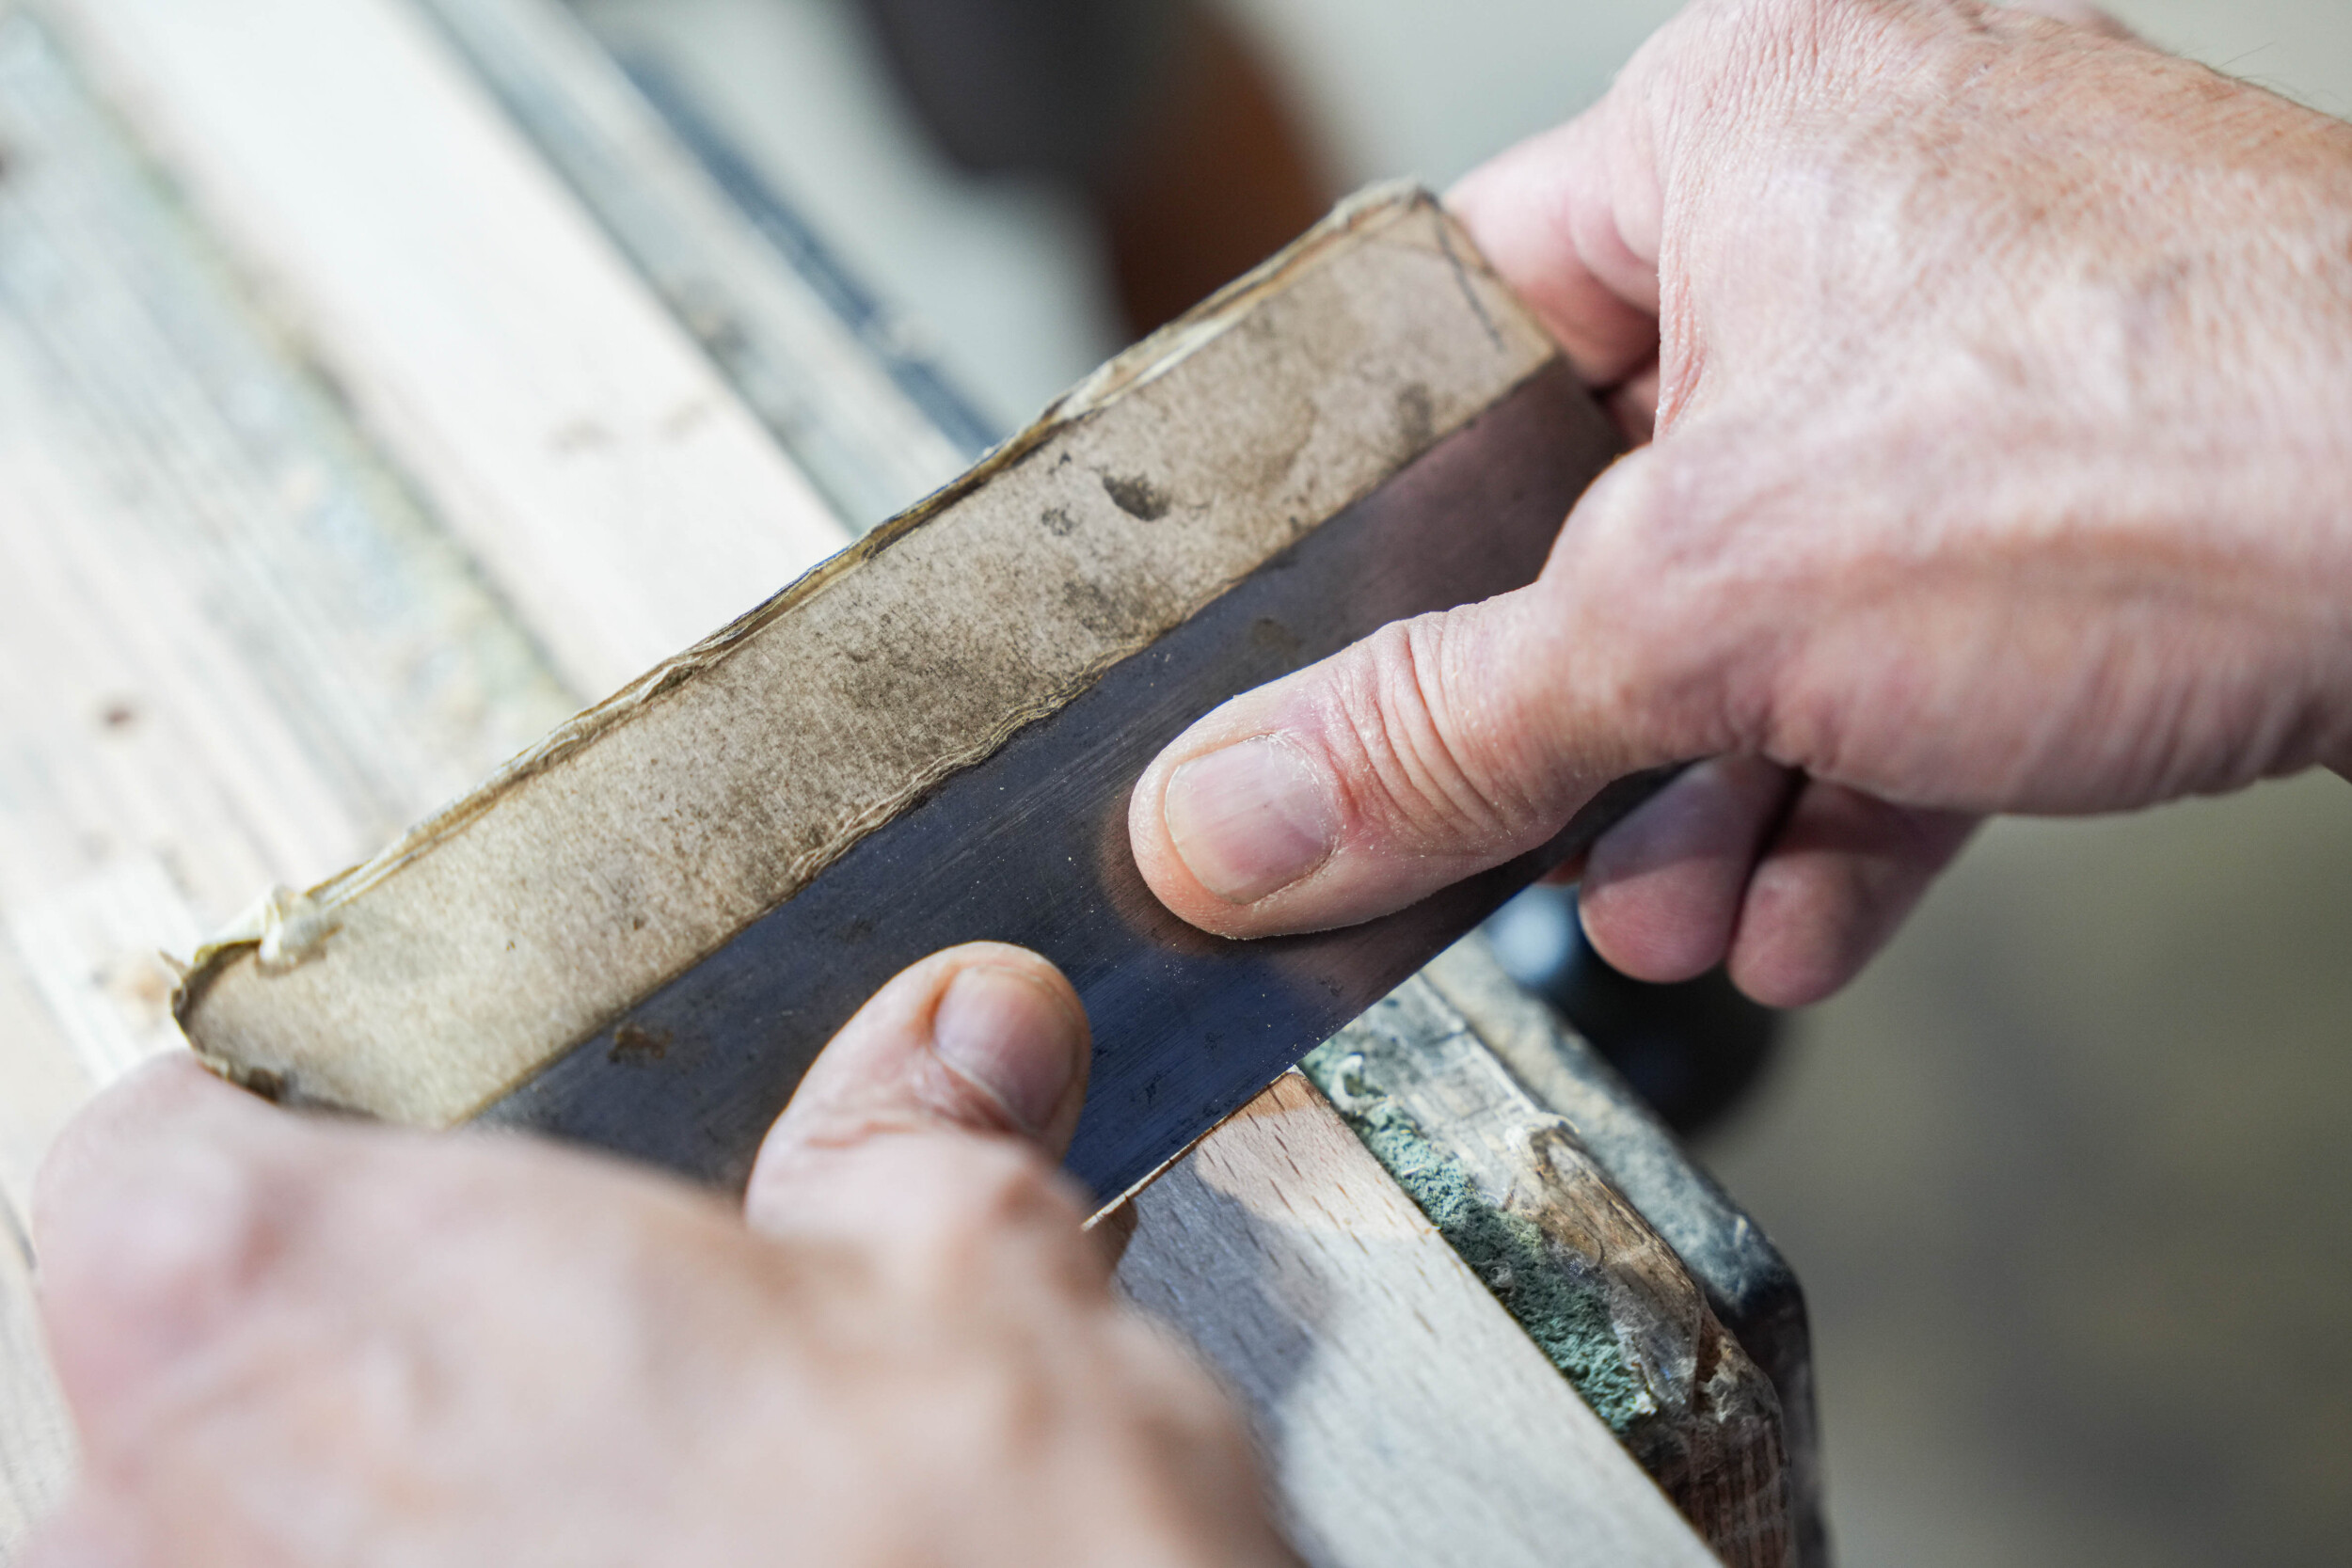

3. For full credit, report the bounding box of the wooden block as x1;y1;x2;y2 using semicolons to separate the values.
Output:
1118;1073;1719;1568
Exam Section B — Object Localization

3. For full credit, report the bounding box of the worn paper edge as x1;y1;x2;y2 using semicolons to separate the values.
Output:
176;181;1448;1005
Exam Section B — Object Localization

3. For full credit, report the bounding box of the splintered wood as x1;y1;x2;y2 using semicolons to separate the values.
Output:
1119;1075;1718;1568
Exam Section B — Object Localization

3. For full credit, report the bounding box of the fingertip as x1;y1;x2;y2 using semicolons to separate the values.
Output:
1724;787;1978;1006
1132;602;1613;941
1127;673;1324;940
1577;756;1795;983
1580;894;1725;988
931;956;1091;1138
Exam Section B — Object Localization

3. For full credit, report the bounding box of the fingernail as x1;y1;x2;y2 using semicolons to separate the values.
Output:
931;965;1087;1133
1162;736;1339;904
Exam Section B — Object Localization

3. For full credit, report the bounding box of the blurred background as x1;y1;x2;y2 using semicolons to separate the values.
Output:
567;1;2352;1562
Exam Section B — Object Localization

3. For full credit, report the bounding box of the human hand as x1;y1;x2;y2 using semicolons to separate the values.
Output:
25;944;1290;1568
1129;0;2352;1005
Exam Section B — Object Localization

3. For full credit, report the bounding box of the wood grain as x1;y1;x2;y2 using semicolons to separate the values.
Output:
412;0;980;530
1118;1073;1719;1568
44;0;850;700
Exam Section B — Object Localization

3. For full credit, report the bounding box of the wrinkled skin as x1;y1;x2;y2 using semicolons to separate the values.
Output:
27;947;1293;1568
1133;0;2352;1006
30;3;2352;1562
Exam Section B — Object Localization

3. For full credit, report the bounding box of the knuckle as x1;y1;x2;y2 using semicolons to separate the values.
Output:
1567;438;1803;757
1322;616;1542;853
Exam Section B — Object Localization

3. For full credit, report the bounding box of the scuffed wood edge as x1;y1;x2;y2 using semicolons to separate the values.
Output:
1117;1073;1720;1568
1301;976;1790;1567
1422;938;1830;1567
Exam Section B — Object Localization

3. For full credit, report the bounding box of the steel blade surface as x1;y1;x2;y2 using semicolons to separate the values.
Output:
479;361;1655;1199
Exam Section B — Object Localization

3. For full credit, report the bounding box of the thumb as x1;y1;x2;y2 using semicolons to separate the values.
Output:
743;943;1098;1248
1128;455;1716;940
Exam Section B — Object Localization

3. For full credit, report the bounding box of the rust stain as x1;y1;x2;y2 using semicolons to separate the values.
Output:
607;1022;671;1066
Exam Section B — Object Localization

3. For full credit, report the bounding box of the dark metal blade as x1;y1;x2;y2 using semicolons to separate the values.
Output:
478;359;1657;1201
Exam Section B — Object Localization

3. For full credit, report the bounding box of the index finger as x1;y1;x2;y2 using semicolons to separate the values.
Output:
1446;92;1663;391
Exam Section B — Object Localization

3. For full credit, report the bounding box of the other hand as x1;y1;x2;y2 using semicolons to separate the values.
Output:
1129;0;2352;1005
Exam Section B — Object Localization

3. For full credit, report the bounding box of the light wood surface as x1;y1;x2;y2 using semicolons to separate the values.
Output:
0;7;617;1544
1120;1073;1717;1568
412;0;980;530
0;1;585;1203
43;0;850;701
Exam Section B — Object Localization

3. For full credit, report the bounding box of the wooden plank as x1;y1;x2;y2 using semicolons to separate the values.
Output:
1302;965;1790;1565
1118;1072;1719;1568
0;1193;73;1558
42;0;852;700
0;2;582;1178
0;9;587;1542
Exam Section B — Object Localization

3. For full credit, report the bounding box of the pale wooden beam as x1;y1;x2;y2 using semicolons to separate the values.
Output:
43;0;853;700
411;0;981;528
